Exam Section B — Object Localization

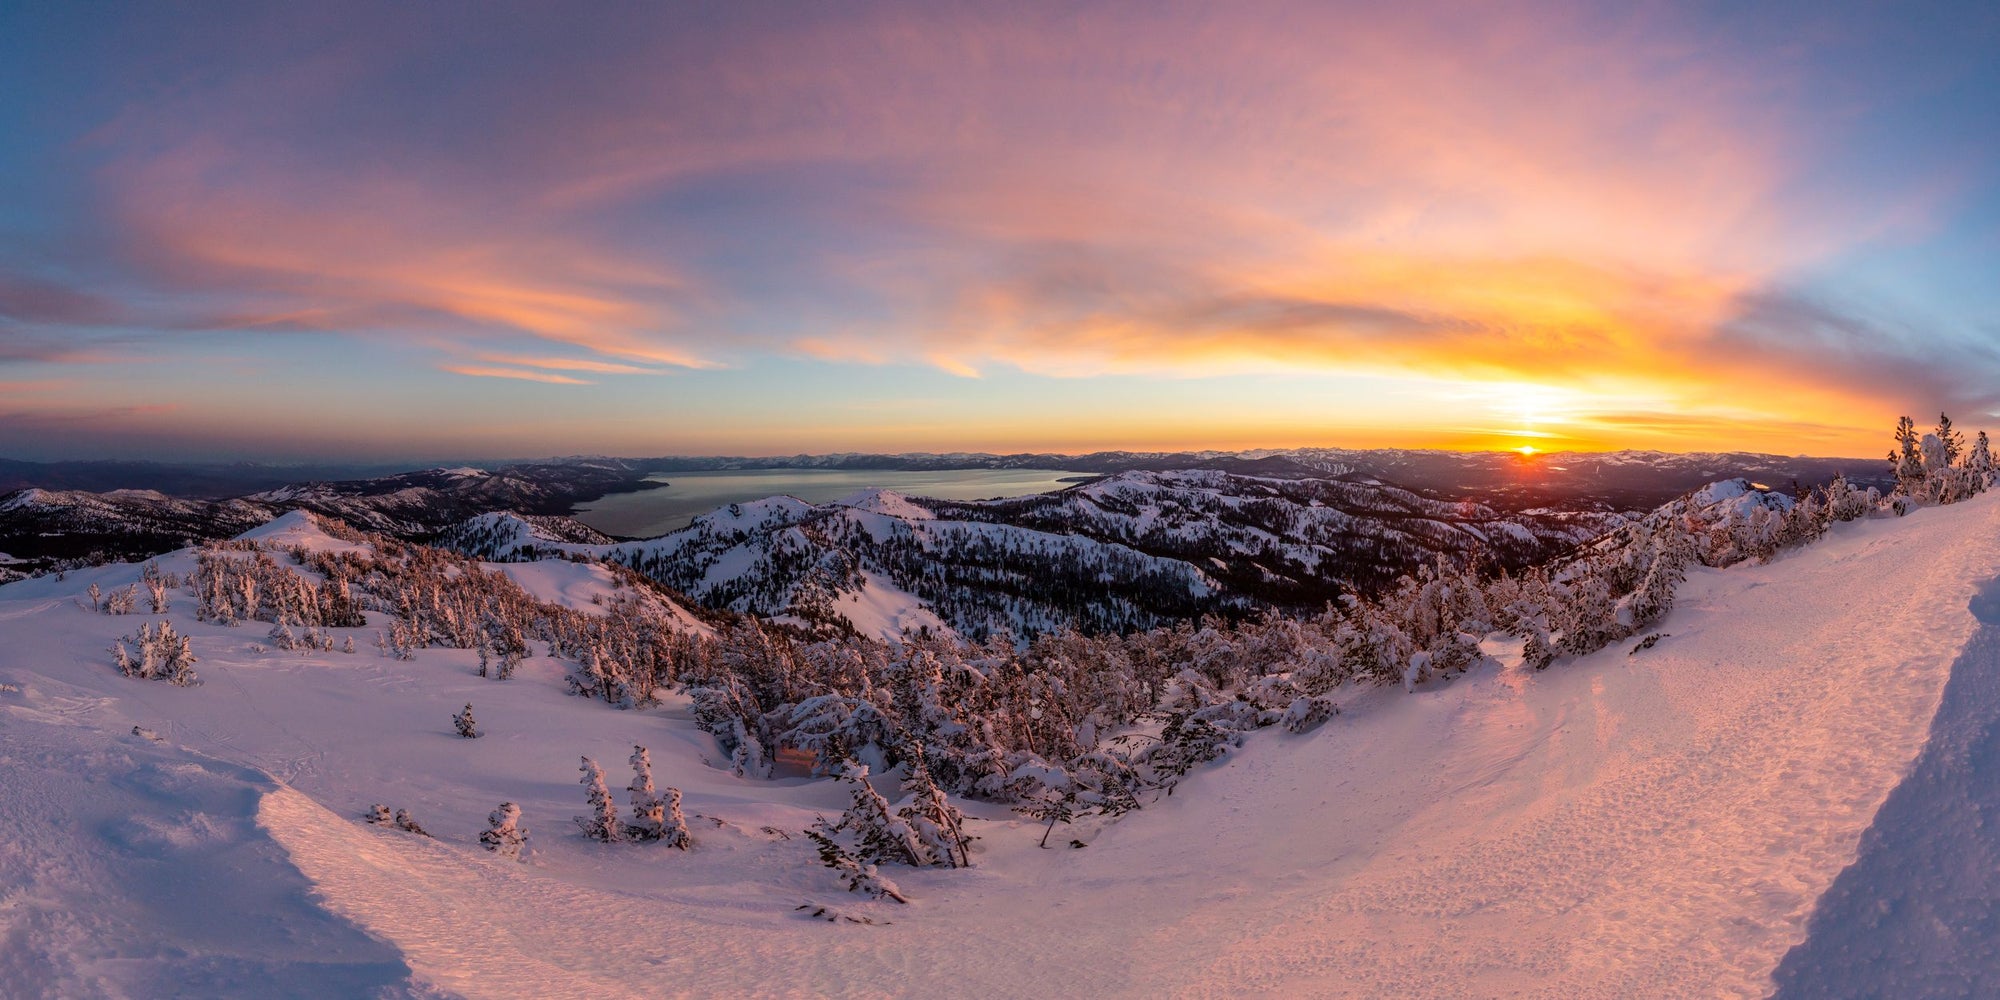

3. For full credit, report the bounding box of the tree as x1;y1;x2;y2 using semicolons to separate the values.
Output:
1937;413;1965;468
830;761;925;866
625;744;664;840
453;703;480;739
575;756;622;842
661;786;692;851
1890;416;1925;494
393;809;431;837
480;802;530;859
897;747;972;867
364;803;392;825
1971;431;1995;482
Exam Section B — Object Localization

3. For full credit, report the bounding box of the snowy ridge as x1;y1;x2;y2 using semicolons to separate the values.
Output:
442;470;1628;641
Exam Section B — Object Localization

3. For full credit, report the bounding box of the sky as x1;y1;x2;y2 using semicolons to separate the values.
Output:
1;1;1998;462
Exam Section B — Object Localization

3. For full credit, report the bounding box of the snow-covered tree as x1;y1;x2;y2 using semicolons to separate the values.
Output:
897;747;971;868
625;744;664;840
480;801;531;859
1937;412;1965;468
661;786;691;851
393;809;430;837
453;703;480;739
805;820;909;903
829;761;924;867
1890;416;1926;495
575;756;622;842
365;803;392;825
1970;431;1995;483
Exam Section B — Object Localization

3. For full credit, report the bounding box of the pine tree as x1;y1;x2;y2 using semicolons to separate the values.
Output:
831;761;924;866
661;786;691;851
480;801;530;859
453;703;480;738
365;803;392;825
625;744;664;840
1938;413;1965;468
393;809;431;837
805;820;909;903
897;747;972;867
575;756;622;842
1972;431;1996;482
1891;416;1926;494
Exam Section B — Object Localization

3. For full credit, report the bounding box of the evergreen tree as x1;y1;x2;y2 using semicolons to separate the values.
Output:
661;786;691;851
897;746;972;868
575;756;622;842
1971;431;1995;482
479;802;530;859
625;744;664;840
453;703;480;739
1890;416;1926;494
1938;413;1965;468
393;809;431;837
831;761;924;866
365;803;392;825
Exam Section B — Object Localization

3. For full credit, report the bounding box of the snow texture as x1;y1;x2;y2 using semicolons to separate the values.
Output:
4;491;2000;995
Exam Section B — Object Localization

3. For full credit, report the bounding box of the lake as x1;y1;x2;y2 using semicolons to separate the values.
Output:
572;468;1092;538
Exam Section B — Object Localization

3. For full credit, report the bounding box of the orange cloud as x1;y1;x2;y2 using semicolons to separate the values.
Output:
438;364;592;385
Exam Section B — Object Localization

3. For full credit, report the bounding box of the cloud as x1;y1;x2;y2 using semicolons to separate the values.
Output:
3;0;1986;455
437;364;592;385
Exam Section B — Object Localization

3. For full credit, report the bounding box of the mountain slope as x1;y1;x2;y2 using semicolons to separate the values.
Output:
1;490;1997;995
449;471;1628;639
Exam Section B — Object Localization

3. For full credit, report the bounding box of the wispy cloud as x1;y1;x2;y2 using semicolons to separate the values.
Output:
438;364;593;385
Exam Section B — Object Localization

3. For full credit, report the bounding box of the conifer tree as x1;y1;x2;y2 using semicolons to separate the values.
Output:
365;803;392;825
480;801;530;859
897;746;972;868
661;786;691;851
575;756;622;842
1938;413;1964;468
453;703;480;739
1890;416;1925;494
393;809;431;837
625;744;664;840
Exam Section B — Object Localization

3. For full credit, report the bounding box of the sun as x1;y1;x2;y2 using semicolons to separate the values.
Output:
1515;445;1539;456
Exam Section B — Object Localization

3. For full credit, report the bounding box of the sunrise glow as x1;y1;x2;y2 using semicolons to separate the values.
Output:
2;3;1997;461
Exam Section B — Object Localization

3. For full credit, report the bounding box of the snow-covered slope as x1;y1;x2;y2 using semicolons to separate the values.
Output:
445;471;1627;640
4;493;2000;996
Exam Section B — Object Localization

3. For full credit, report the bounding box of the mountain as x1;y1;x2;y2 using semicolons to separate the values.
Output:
445;469;1630;639
0;461;658;571
1;475;1995;996
629;447;1893;510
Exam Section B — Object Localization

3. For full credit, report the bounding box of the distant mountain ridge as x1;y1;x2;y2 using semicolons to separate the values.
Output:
442;470;1632;639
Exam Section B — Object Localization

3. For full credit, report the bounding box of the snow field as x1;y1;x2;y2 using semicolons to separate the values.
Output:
2;493;1999;995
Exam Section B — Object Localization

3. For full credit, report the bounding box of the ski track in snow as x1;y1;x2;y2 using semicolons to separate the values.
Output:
7;495;2000;996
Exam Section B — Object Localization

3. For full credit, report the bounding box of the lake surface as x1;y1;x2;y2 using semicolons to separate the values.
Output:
572;469;1091;538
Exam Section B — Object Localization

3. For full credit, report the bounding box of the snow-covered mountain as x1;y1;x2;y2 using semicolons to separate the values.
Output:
0;461;653;572
443;470;1629;639
4;481;1998;996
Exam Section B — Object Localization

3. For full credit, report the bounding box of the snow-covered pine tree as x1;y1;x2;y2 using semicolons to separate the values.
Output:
480;801;531;859
575;756;622;842
897;746;971;868
1891;416;1926;495
365;803;392;825
454;703;480;739
625;744;664;840
1937;412;1965;468
393;809;431;837
805;819;909;903
661;786;691;851
831;761;925;866
1971;431;1995;483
